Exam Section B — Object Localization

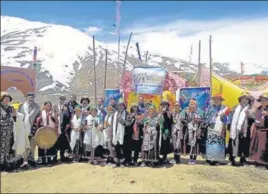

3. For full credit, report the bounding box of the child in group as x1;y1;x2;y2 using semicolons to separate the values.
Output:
84;106;103;165
70;105;83;162
103;105;115;165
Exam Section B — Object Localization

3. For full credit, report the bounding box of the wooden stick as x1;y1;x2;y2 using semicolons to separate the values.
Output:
122;32;133;76
209;35;213;96
145;51;149;66
93;36;97;105
104;49;108;90
197;40;201;86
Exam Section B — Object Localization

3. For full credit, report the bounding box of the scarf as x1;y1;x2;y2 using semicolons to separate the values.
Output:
41;110;57;135
230;104;249;139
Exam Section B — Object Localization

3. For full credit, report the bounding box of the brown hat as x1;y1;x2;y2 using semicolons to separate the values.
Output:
0;92;12;102
238;91;251;103
212;93;225;101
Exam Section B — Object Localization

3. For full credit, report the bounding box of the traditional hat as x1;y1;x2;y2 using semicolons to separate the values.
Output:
74;105;82;112
105;104;115;112
257;90;268;102
212;93;225;101
59;95;66;101
238;91;251;103
160;100;170;106
80;96;90;104
0;92;12;102
175;101;180;106
90;105;98;111
26;92;36;97
117;98;125;106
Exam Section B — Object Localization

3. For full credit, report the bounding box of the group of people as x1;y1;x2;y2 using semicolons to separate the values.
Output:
0;89;268;171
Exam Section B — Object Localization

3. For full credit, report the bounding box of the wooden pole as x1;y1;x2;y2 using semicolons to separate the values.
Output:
145;51;149;66
197;40;201;86
104;49;108;90
93;36;97;105
117;33;121;78
209;35;213;96
122;32;133;76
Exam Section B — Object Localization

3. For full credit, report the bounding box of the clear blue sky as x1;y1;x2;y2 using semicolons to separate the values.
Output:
2;1;268;41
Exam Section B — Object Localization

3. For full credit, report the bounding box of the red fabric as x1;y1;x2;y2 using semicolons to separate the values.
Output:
164;72;187;91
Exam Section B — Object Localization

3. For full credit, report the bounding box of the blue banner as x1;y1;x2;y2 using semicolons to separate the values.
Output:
179;87;211;112
104;89;122;107
132;67;166;95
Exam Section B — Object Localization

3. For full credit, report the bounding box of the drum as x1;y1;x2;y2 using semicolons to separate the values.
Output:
34;126;58;149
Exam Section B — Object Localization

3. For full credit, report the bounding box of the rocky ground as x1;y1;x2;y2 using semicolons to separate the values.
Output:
1;156;268;193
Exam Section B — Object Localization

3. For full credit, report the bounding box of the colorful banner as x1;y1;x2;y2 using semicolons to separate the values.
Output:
127;92;161;111
132;67;166;95
179;87;211;112
1;66;36;97
212;74;243;109
104;89;122;107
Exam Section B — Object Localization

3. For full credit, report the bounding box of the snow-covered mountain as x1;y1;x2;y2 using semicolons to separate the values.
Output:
1;16;267;97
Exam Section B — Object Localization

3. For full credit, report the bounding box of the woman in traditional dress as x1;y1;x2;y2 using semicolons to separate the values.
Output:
36;101;59;165
112;99;127;168
180;98;203;165
80;96;90;161
84;106;104;165
228;91;254;166
159;100;173;164
249;91;268;169
203;94;230;165
70;105;83;162
0;92;15;171
171;101;182;164
57;102;72;162
141;104;160;167
123;103;142;166
103;105;115;165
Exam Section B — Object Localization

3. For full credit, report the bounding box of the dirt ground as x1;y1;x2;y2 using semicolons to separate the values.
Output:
1;157;268;193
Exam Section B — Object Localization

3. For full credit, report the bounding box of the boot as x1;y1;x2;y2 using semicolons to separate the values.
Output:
174;155;180;164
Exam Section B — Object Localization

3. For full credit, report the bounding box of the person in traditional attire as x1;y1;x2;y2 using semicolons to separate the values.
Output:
123;103;140;166
141;104;160;167
36;101;59;165
112;99;127;168
180;98;203;165
16;92;40;167
0;92;15;171
249;91;268;168
138;96;146;114
57;100;72;162
84;106;104;165
103;105;115;165
80;96;90;160
171;101;183;164
159;100;173;164
68;94;79;114
203;94;230;165
70;105;83;162
228;91;254;166
131;104;144;166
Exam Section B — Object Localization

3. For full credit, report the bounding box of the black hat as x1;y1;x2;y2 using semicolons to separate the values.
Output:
26;92;36;97
80;96;90;104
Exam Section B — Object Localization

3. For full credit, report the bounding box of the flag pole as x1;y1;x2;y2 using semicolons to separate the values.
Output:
104;49;108;90
122;32;133;76
209;35;212;96
197;40;201;86
145;51;149;66
93;36;97;105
